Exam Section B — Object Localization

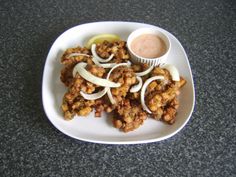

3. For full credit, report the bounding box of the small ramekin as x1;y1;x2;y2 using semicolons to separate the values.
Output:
127;28;171;66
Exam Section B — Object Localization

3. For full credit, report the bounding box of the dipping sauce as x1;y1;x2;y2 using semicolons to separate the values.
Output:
131;34;167;58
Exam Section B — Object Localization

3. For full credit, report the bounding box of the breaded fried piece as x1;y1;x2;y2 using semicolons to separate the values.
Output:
146;67;186;124
96;41;130;63
61;95;95;120
60;63;75;87
61;58;106;120
61;46;91;65
94;96;115;117
113;99;147;132
162;97;179;124
109;66;136;104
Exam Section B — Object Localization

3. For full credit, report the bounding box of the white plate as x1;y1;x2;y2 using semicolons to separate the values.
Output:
42;21;195;144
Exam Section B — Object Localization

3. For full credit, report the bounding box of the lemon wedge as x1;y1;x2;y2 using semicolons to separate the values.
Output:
85;34;121;49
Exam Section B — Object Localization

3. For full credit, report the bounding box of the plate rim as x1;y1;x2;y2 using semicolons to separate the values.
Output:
42;21;195;144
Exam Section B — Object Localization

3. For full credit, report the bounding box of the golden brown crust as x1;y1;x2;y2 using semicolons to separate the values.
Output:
60;40;186;132
145;68;186;124
113;99;147;132
96;41;130;63
109;66;136;104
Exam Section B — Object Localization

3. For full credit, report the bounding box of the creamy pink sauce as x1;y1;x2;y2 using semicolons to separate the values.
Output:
131;34;167;58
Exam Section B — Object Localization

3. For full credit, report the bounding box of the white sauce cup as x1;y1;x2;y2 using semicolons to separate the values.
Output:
127;28;171;66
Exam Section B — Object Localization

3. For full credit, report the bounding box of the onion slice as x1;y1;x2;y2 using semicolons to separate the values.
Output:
73;62;121;88
80;87;108;100
91;44;114;63
141;76;164;113
107;89;116;105
106;63;131;104
67;53;91;58
106;63;131;79
161;64;180;81
91;57;116;68
135;65;154;77
130;76;143;93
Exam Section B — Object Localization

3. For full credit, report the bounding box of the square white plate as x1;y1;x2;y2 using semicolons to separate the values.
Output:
42;21;195;144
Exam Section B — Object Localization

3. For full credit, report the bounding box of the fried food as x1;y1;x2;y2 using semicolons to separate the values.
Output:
60;40;186;132
96;41;130;63
109;66;136;104
113;99;147;132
